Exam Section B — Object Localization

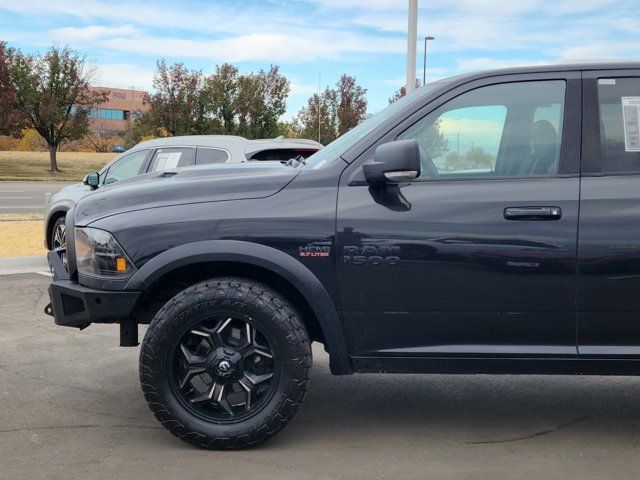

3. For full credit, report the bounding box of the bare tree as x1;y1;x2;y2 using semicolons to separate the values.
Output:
84;127;120;153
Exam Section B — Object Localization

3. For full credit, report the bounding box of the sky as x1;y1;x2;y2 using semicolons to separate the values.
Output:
1;0;639;120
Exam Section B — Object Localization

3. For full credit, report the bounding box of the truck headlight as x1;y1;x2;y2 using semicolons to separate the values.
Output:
74;227;135;277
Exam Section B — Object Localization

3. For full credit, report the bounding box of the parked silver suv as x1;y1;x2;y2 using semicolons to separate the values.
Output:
45;135;322;251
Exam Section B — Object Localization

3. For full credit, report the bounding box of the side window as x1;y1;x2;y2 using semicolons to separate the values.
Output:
250;149;319;161
102;150;149;185
148;148;196;172
597;77;640;173
196;148;229;165
398;80;566;179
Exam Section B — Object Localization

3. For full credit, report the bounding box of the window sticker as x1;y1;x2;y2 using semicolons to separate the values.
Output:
621;97;640;152
154;151;183;170
598;78;617;85
165;152;183;169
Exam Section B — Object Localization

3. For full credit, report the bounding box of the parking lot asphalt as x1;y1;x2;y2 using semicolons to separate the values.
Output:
0;181;73;213
3;273;640;479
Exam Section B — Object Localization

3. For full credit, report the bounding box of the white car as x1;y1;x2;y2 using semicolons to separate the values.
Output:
45;135;322;250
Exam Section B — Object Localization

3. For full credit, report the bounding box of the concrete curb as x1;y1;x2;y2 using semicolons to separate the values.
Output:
0;255;50;276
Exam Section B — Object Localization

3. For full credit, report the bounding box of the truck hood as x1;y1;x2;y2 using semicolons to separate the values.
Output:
74;163;299;225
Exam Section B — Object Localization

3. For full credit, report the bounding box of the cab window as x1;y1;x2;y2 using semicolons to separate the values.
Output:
102;149;149;185
148;148;196;172
597;77;640;173
398;80;566;179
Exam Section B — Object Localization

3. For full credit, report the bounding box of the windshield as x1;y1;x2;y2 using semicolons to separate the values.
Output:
305;81;446;169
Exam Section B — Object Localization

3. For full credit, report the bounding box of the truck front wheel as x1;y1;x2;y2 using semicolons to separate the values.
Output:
139;277;311;449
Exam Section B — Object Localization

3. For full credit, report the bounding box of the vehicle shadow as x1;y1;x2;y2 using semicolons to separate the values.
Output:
287;344;640;447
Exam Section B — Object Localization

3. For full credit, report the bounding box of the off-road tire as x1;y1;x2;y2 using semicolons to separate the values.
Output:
139;277;311;449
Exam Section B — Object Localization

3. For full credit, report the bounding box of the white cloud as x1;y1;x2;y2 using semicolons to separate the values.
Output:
93;63;154;91
289;82;318;97
308;0;400;10
0;0;308;35
2;0;640;113
49;27;405;62
50;25;138;42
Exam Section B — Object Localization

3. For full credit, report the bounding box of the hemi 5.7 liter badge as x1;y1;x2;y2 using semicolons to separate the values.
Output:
299;245;331;257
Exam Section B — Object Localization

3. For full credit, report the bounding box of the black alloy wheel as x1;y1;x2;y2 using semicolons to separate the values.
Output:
171;314;277;421
50;217;67;268
140;277;311;449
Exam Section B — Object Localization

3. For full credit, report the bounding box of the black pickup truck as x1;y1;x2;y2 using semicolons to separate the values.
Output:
46;63;640;449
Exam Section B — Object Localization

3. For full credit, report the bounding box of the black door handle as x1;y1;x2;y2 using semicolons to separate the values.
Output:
504;206;562;220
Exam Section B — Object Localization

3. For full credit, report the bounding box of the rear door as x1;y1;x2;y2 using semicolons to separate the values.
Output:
578;69;640;360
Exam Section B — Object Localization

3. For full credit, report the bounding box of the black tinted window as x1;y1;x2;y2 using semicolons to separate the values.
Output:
597;77;640;173
196;148;229;164
250;149;319;161
148;148;196;172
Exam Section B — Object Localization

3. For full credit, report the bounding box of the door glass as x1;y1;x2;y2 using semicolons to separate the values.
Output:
196;148;229;165
148;148;196;172
101;150;148;185
597;77;640;173
399;80;566;179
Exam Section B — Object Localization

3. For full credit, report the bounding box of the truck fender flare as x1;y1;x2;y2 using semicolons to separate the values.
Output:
128;240;352;375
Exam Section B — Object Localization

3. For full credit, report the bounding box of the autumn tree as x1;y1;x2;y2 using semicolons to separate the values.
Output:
234;66;289;139
6;46;106;172
388;79;422;104
203;63;239;134
336;74;367;135
295;74;367;144
140;61;289;139
143;60;208;136
0;42;27;135
294;88;337;145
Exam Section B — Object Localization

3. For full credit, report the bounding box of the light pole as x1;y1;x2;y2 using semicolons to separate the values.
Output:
406;0;418;94
423;36;434;85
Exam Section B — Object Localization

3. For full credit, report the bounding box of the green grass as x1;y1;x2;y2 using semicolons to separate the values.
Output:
0;151;117;181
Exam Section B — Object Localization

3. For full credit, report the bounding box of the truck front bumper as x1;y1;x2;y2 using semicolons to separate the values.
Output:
45;250;141;329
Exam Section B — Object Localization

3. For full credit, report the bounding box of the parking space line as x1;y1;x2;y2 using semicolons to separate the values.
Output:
0;205;43;209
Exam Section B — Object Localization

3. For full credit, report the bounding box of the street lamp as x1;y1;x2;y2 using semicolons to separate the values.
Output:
406;0;418;94
423;36;435;85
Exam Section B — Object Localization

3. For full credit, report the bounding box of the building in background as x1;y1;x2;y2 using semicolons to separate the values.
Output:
88;86;149;132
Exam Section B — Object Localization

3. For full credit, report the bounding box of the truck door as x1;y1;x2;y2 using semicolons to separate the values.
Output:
578;70;640;362
336;73;582;362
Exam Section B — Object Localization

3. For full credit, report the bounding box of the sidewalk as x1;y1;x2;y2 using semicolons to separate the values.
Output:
0;255;50;276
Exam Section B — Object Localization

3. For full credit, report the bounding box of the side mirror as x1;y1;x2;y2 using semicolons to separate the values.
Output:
363;140;421;185
83;172;100;189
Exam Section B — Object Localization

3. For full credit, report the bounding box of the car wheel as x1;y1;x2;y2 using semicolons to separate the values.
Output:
139;277;312;449
50;216;67;268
